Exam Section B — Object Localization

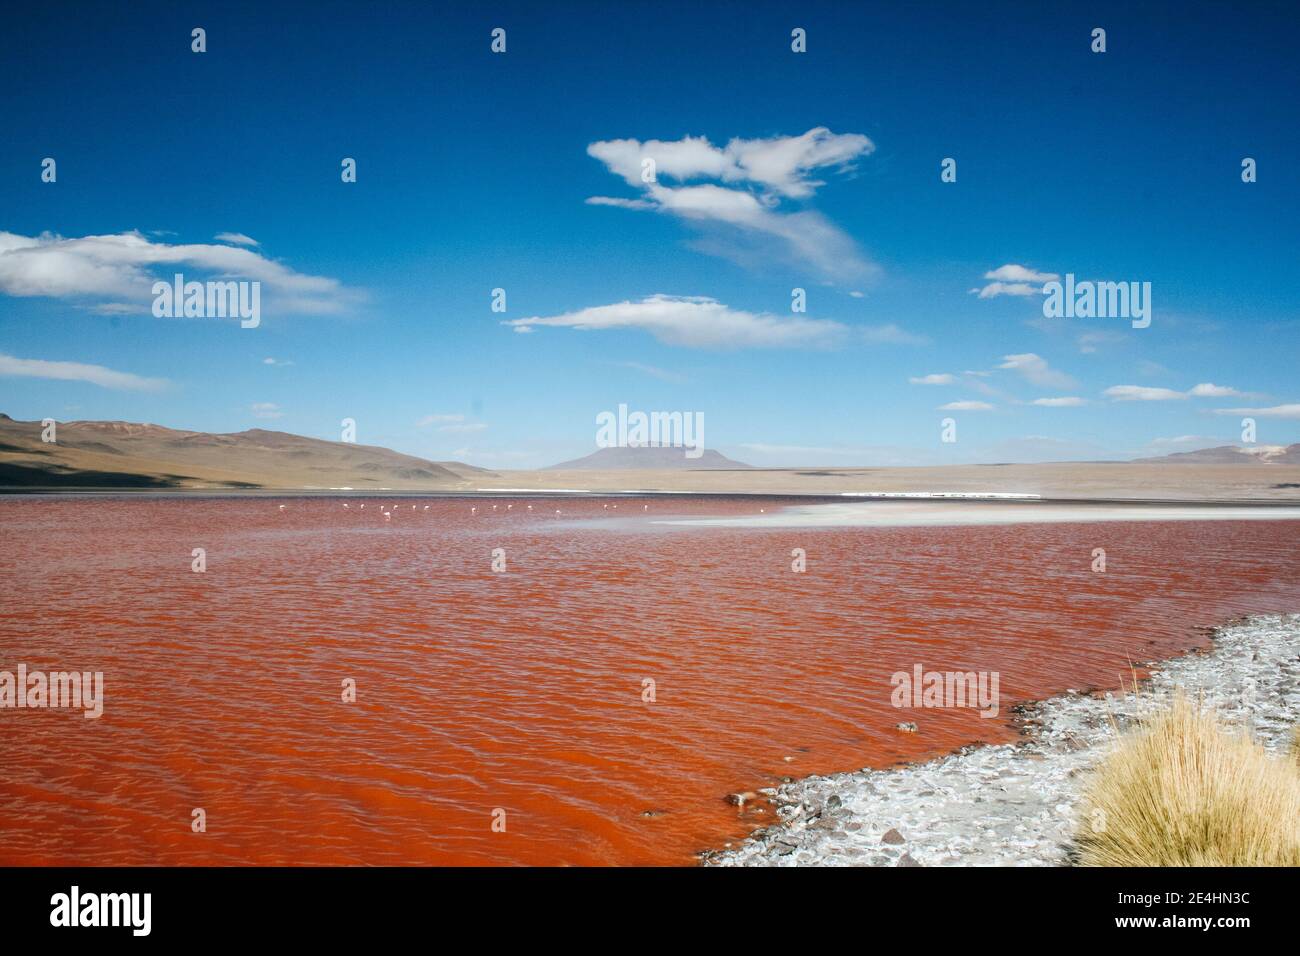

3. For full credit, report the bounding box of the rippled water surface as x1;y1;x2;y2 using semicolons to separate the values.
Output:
2;496;1298;865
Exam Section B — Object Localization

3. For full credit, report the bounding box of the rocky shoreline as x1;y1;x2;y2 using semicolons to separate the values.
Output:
704;613;1300;867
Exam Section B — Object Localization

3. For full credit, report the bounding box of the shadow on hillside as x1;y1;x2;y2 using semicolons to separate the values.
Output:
0;462;259;490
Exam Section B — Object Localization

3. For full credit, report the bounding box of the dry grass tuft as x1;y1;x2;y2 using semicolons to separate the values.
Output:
1075;694;1300;866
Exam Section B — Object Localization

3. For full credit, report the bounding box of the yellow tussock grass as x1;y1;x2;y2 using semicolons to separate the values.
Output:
1076;694;1300;866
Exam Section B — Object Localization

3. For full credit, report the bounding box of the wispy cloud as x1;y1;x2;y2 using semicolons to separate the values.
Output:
1187;382;1245;397
0;352;168;391
0;230;359;315
249;402;283;419
1212;403;1300;419
1106;383;1252;401
939;400;994;411
971;264;1059;299
262;357;294;367
417;414;465;426
214;232;259;247
586;128;876;281
1104;385;1189;401
1031;396;1086;407
909;373;956;385
503;294;851;349
588;128;873;198
998;353;1077;389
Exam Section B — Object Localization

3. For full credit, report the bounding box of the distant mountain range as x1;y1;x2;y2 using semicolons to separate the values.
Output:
3;414;1297;489
1133;444;1300;465
0;414;494;489
545;445;752;470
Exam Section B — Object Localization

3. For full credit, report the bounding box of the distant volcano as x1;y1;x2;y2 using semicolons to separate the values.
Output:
545;445;752;470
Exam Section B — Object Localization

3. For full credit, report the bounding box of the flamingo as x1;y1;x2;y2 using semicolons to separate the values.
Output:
343;503;350;509
278;504;286;512
471;506;478;515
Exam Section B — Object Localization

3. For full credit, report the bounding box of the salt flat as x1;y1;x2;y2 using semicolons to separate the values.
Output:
655;500;1300;529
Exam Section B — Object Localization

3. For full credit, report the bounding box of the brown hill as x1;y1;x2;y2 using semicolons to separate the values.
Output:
0;413;495;490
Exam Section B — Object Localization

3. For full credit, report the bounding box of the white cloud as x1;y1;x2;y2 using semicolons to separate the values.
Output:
215;232;259;247
586;129;876;280
0;230;359;315
971;264;1059;299
249;402;283;419
1104;385;1189;401
262;357;294;367
1213;403;1300;419
417;414;465;427
998;353;1077;389
1188;382;1243;397
0;352;167;391
984;264;1059;284
909;373;956;385
437;422;488;434
588;128;873;198
1031;396;1086;407
503;294;849;349
584;196;655;211
939;401;994;411
1106;383;1253;402
973;282;1039;298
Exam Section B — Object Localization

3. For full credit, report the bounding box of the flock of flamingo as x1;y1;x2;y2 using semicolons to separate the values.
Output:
275;500;655;519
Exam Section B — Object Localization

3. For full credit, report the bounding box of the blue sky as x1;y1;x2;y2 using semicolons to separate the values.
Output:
1;0;1298;467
